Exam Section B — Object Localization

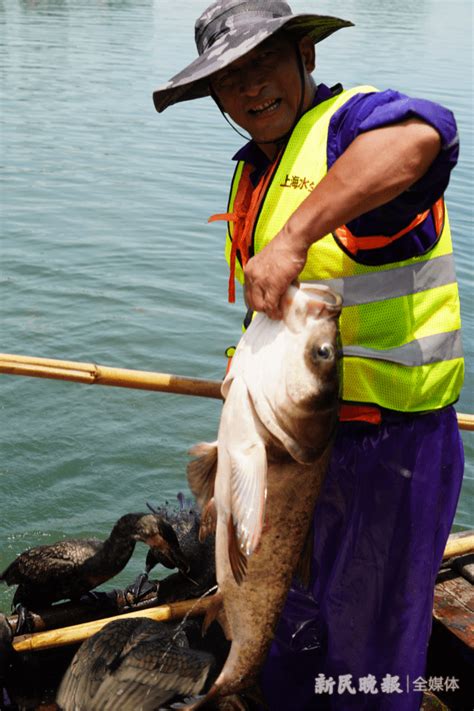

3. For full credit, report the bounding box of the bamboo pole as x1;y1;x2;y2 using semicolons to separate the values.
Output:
0;353;222;400
456;412;474;432
0;352;472;430
12;595;214;653
442;530;474;561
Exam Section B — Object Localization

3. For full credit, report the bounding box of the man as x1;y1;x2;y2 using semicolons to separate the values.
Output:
153;1;464;709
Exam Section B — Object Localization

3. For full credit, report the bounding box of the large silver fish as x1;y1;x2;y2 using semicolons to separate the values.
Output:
187;284;342;706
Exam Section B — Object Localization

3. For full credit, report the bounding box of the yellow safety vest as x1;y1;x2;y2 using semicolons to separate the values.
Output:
223;86;464;412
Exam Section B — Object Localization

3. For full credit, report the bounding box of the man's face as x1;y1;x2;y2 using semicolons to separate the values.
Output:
211;34;316;155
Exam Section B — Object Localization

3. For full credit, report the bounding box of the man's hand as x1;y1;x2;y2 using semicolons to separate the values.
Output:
243;230;308;319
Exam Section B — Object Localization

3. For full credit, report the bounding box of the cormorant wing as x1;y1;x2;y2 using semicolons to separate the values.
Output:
58;617;214;710
3;539;102;585
90;637;214;711
57;618;149;710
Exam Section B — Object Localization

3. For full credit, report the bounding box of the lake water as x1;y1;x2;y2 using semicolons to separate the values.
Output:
0;0;472;612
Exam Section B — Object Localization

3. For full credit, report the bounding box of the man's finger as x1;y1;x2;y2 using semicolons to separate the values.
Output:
262;288;283;320
245;283;266;314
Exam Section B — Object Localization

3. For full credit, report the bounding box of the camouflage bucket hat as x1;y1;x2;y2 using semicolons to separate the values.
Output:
152;0;353;113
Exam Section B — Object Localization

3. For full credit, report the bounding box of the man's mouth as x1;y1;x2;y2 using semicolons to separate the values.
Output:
248;98;281;116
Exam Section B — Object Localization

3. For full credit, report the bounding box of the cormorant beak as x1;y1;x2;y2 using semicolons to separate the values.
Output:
148;535;191;577
170;548;192;577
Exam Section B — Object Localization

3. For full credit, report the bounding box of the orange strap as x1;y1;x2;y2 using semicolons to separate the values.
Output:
208;164;253;303
209;156;282;303
334;198;445;255
339;403;382;424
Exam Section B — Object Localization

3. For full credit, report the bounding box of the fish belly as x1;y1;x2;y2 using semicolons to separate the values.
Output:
215;451;330;695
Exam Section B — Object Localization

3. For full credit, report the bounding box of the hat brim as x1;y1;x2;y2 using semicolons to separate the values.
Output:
153;14;353;113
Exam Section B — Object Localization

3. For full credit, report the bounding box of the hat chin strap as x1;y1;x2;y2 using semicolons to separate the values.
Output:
211;40;308;148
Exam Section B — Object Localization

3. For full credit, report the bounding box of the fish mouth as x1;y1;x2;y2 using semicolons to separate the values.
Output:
302;284;342;307
248;98;281;117
301;284;343;318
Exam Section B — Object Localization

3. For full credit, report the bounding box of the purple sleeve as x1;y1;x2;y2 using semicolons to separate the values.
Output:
326;90;459;262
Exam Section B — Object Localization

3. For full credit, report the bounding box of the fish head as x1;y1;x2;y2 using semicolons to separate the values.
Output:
286;283;341;400
222;284;342;464
281;283;342;333
302;286;341;396
264;284;342;462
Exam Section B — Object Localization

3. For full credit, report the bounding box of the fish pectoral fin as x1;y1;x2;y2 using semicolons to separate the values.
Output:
198;498;217;542
187;441;218;510
227;516;248;586
229;441;267;559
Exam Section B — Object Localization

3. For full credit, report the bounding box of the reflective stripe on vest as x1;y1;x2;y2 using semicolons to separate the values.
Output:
306;253;456;306
222;86;464;412
344;329;463;367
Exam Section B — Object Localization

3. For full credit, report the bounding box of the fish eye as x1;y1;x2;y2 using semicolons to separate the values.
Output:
317;344;334;360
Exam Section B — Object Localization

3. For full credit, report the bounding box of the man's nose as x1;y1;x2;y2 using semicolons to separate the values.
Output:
238;65;267;95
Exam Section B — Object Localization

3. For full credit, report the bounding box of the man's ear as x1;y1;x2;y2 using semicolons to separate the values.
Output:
299;36;315;73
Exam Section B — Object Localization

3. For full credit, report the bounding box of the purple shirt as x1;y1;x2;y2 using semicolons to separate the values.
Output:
233;83;459;265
